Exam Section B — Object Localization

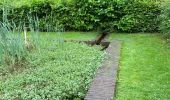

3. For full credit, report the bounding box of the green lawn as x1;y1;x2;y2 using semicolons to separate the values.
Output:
109;33;170;100
37;32;98;41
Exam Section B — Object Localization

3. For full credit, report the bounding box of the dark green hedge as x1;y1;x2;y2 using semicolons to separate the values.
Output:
0;0;161;32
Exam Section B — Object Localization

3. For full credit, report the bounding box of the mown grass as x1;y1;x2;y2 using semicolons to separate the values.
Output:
109;33;170;100
37;32;98;41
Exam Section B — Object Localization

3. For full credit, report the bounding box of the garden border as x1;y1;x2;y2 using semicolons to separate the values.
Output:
85;40;121;100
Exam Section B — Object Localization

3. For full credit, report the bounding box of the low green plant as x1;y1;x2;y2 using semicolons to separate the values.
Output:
0;41;105;99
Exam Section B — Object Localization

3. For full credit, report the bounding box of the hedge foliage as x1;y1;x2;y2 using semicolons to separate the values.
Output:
0;0;161;32
160;0;170;40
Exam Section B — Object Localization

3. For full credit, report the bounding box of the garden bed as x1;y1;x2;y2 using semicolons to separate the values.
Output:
0;41;106;99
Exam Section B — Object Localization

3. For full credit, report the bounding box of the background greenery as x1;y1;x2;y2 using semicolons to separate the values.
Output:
160;0;170;40
0;0;161;32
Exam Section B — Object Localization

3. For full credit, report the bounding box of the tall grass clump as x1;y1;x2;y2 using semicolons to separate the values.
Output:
0;0;26;74
0;0;65;75
0;1;40;74
0;23;28;74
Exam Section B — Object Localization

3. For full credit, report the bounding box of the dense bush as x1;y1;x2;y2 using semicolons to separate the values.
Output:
117;0;161;32
0;42;105;99
0;0;161;32
160;0;170;40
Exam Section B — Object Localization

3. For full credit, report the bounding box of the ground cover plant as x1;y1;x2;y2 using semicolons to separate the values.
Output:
109;33;170;100
0;31;106;99
0;6;105;98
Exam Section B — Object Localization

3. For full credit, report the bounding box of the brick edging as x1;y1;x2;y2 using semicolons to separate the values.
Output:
85;41;121;100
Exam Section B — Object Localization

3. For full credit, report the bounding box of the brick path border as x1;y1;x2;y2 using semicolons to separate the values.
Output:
85;41;121;100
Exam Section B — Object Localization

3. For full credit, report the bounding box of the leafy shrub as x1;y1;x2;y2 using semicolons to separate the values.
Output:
160;0;170;40
117;0;161;32
0;0;161;32
0;42;105;99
